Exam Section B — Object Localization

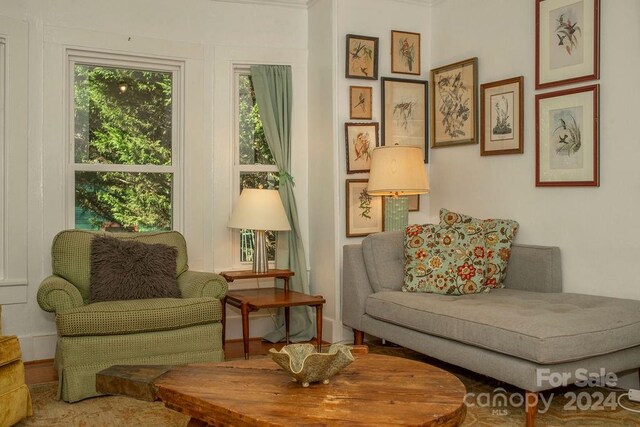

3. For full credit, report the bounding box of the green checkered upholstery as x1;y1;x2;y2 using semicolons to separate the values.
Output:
37;230;228;402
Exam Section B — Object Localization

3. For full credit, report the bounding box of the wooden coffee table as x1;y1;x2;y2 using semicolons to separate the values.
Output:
97;354;467;426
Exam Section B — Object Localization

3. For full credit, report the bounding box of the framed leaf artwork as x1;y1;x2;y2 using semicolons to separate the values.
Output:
430;57;478;148
349;86;373;120
535;84;599;187
346;179;384;237
391;30;420;75
381;77;428;163
536;0;600;89
346;34;379;80
345;122;379;174
480;76;524;156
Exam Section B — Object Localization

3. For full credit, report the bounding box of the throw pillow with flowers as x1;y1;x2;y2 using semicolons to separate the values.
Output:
440;208;519;288
403;223;488;295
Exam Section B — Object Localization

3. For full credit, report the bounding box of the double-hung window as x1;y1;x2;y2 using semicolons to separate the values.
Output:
234;67;279;263
69;51;182;232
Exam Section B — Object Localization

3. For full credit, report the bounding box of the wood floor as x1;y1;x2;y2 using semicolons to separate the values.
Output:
24;338;321;385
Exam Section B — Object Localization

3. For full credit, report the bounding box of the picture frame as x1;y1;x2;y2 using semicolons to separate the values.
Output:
536;0;600;89
535;84;599;187
430;57;478;148
349;86;373;120
408;195;420;212
346;34;379;80
480;76;524;156
391;30;420;75
345;122;379;174
381;77;428;163
346;179;384;237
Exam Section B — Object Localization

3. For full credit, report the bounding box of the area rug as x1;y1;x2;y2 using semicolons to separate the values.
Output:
17;344;640;426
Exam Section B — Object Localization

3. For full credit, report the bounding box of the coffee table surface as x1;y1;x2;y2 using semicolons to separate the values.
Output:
154;354;466;426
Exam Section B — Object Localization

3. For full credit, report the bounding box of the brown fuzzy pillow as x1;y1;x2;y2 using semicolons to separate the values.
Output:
90;235;181;303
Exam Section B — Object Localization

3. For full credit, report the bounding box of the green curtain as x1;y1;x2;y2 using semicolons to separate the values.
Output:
250;64;315;342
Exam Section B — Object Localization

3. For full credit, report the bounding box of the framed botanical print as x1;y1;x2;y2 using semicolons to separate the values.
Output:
536;0;600;89
430;57;478;148
535;84;599;187
349;86;373;119
345;122;379;174
346;179;384;237
346;34;379;80
480;76;524;156
391;30;420;75
381;77;428;163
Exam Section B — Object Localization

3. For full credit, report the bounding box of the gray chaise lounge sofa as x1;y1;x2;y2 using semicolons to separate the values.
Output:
342;231;640;426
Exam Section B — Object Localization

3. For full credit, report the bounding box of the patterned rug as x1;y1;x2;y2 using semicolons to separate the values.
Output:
17;344;640;426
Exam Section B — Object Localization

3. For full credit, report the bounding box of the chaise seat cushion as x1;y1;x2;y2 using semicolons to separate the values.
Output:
56;297;221;337
365;288;640;364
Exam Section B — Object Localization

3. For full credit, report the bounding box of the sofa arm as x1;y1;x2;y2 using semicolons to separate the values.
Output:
37;276;84;313
342;244;374;332
178;270;228;300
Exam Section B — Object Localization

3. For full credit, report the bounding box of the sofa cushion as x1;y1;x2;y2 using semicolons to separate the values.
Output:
0;336;21;367
51;230;189;302
56;297;220;337
403;223;487;295
362;231;404;292
365;288;640;364
90;236;181;302
440;208;519;288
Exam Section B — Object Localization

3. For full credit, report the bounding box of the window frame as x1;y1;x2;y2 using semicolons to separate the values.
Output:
66;50;184;231
232;65;278;267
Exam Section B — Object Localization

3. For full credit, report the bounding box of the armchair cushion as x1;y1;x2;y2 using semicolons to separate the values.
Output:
90;236;180;302
52;230;189;302
56;297;221;337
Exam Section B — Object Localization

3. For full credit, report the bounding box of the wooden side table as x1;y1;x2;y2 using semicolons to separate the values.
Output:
220;269;326;360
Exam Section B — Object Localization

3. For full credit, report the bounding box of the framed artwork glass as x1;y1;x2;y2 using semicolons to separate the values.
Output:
535;84;599;187
345;122;379;174
536;0;600;89
346;34;379;80
349;86;373;120
391;30;420;75
408;194;420;212
430;57;478;148
346;179;384;237
480;76;524;156
381;77;428;163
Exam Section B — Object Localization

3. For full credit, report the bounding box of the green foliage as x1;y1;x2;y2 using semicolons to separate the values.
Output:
74;65;173;231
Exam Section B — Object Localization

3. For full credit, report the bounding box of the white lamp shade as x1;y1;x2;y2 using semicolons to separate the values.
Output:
367;145;429;196
228;188;291;231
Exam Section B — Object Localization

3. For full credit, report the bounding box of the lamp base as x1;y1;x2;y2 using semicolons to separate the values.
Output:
252;230;269;273
384;196;409;231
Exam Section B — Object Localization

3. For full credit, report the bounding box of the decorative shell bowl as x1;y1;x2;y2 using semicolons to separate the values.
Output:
269;343;354;387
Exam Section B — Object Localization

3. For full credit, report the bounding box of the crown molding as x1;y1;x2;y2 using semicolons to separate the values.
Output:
211;0;436;10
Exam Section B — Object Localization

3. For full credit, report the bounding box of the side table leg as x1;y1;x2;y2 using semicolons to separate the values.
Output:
284;307;290;345
221;297;227;351
315;304;323;353
241;303;250;360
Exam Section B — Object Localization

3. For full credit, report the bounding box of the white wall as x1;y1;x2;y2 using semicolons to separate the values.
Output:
429;0;640;300
0;0;310;360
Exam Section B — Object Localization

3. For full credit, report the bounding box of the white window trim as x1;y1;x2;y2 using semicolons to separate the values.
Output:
231;66;278;268
66;50;184;231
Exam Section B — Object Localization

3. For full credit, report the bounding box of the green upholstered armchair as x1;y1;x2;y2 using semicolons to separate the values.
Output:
37;230;227;402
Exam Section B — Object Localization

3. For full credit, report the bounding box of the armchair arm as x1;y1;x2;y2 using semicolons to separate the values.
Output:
37;275;84;313
177;270;228;300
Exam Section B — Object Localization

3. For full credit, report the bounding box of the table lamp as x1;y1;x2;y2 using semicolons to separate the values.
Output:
367;145;429;231
228;188;291;273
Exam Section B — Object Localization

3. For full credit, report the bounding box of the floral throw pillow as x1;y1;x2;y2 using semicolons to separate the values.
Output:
440;208;519;288
403;223;488;295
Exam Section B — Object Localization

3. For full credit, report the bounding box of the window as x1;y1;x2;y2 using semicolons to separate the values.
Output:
69;52;181;232
234;68;279;263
